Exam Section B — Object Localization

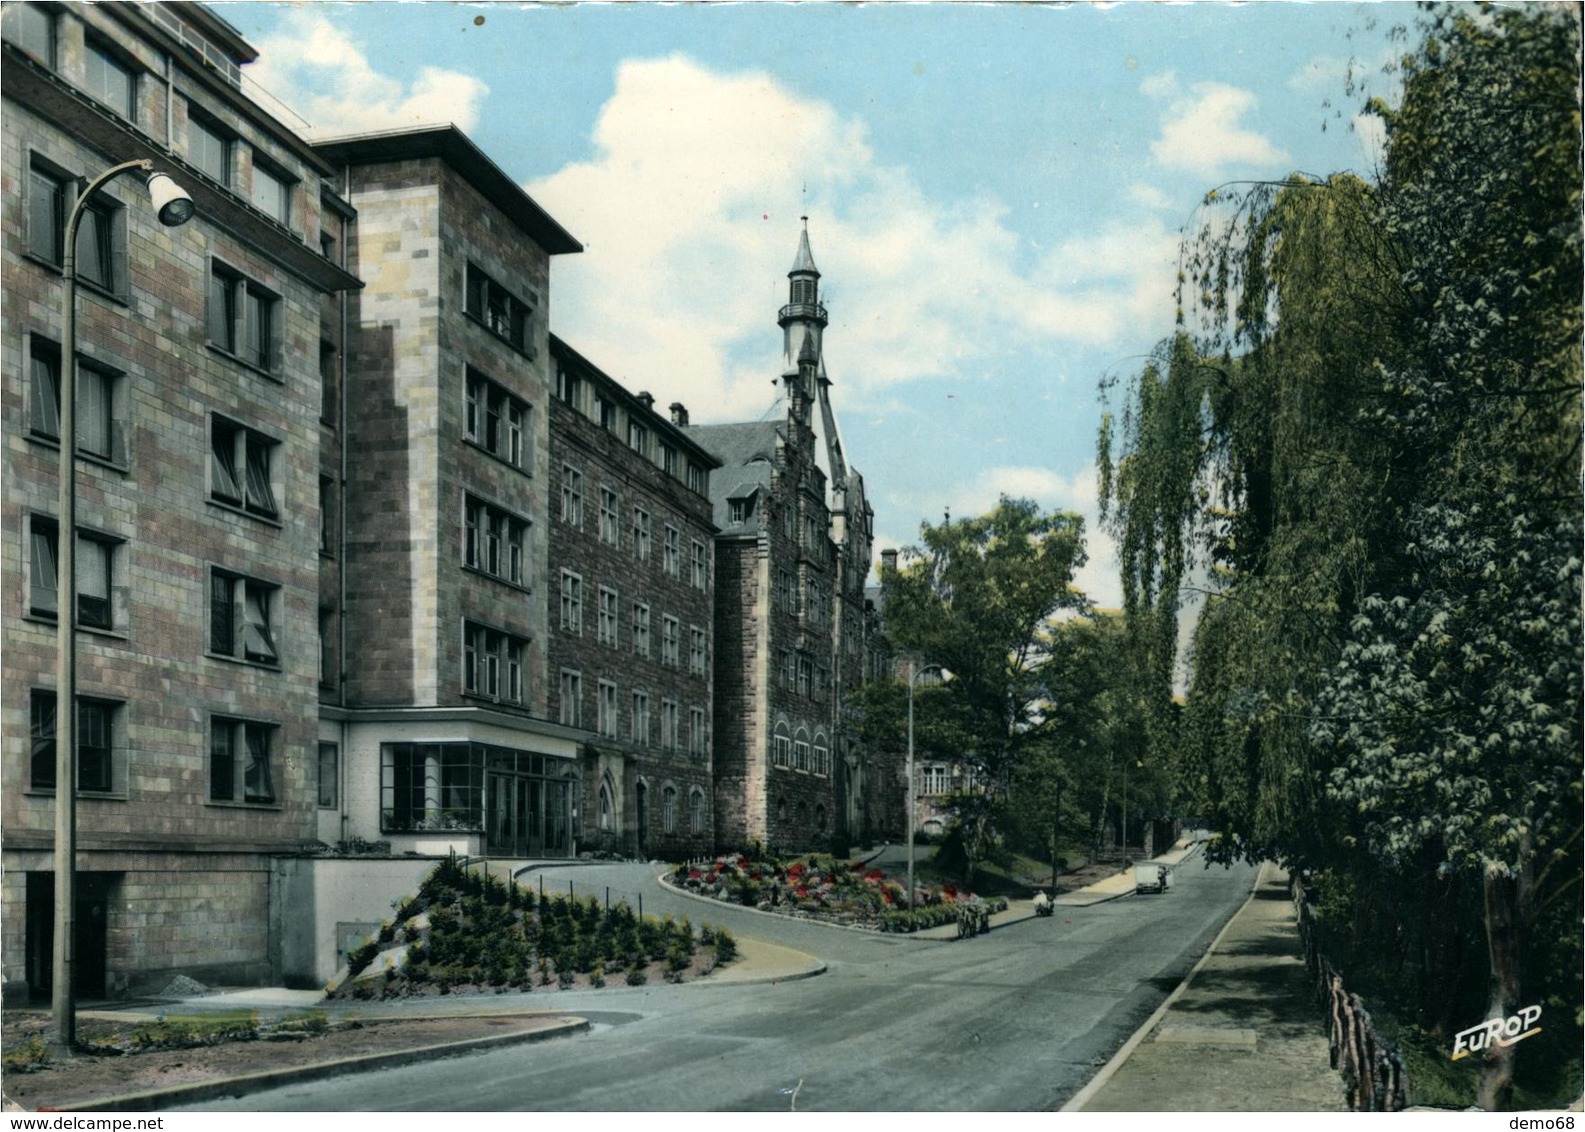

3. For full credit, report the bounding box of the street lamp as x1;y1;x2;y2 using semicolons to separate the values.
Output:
906;660;952;911
53;159;193;1051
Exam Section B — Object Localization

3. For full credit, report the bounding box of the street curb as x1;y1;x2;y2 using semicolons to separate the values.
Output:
1058;860;1268;1113
54;1015;590;1113
697;957;829;988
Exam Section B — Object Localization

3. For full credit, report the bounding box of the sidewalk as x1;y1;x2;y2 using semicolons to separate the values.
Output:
1064;862;1346;1112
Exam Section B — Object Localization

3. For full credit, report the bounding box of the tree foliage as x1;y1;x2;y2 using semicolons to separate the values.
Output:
1097;3;1581;1108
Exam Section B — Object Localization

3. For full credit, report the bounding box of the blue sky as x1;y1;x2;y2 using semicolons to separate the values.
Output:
232;0;1417;606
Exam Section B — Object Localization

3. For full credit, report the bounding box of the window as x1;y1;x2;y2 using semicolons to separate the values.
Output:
29;339;125;464
661;700;679;753
921;765;950;796
728;496;753;525
210;717;276;804
662;784;677;834
210;416;279;519
689;707;707;759
691;540;708;590
561;465;583;526
774;568;794;612
627;419;648;457
689;626;706;677
380;743;487;833
805;512;822;549
632;507;651;560
188;109;232;186
464;496;527;585
210;568;279;665
465;263;532;353
28;516;118;630
815;665;829;700
779;650;794;690
813;736;830;777
7;3;56;66
598;774;615;831
664;525;681;577
797;655;812;698
30;692;118;794
687;463;708;495
794;734;811;773
559;670;582;728
599;488;619;545
28;162;66;264
74;193;121;294
556;363;580;409
632;603;651;658
688;788;705;833
320;342;337;425
594;392;617;431
208;261;278;372
662;615;680;667
598;680;619;739
660;443;677;477
318;742;339;808
464;369;529;469
250;157;291;224
598;587;618;646
773;724;791;768
320;477;335;554
631;691;651;747
84;39;134;120
319;608;335;688
556;571;582;634
463;622;525;703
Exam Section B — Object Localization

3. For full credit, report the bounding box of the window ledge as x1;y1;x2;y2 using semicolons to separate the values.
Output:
23;612;127;640
207;497;285;530
206;799;285;811
206;651;284;673
460;436;531;476
26;431;130;474
19;253;131;302
461;564;531;594
463;312;537;361
206;342;283;383
23;788;129;802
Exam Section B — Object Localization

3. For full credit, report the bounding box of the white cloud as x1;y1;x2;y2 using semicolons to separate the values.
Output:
883;463;1122;608
528;55;1180;424
244;11;488;137
1146;79;1289;179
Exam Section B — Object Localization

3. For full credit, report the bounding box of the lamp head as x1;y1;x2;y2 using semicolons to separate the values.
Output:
147;172;195;227
939;667;955;684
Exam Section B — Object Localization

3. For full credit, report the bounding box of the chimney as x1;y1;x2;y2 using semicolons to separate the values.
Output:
669;402;689;427
637;391;655;411
880;549;898;573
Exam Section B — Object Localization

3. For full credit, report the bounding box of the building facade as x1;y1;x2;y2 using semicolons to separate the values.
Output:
2;1;358;997
311;126;587;861
688;226;879;854
545;336;720;860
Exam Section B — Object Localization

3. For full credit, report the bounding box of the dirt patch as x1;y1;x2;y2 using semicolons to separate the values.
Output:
1;1010;574;1111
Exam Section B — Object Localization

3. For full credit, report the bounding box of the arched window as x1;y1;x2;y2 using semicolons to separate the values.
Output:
772;720;791;768
598;772;615;831
662;783;677;833
776;796;787;824
793;727;810;772
815;804;827;832
796;801;809;828
813;731;830;777
689;787;705;834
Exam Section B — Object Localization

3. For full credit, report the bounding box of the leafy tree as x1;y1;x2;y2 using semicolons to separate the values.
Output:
1098;3;1581;1109
880;497;1086;883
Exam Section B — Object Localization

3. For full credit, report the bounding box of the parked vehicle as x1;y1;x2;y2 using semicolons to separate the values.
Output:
1134;863;1173;894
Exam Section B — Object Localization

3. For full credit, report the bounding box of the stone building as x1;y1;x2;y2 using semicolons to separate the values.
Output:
1;1;358;997
545;336;720;860
311;126;588;861
687;224;879;854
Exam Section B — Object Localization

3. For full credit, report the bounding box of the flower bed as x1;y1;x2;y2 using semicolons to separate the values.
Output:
669;852;1007;933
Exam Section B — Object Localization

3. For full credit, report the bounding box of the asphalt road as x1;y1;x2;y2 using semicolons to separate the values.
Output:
186;855;1259;1112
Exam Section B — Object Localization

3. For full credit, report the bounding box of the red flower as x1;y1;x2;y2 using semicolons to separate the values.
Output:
689;868;703;879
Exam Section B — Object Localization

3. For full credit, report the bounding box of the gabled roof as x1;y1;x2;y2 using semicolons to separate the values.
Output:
687;420;783;534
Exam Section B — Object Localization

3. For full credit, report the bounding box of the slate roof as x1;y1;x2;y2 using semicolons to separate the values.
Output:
686;420;783;536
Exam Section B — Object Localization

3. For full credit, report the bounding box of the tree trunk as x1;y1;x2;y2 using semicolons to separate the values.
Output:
1478;862;1522;1111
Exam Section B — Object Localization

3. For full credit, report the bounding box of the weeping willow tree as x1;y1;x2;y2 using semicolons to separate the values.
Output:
1098;4;1581;1109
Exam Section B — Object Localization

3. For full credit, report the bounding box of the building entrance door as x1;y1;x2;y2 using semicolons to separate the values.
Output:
25;872;111;1002
487;772;548;857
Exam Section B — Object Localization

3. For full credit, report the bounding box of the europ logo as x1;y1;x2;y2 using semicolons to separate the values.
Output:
1451;1004;1542;1060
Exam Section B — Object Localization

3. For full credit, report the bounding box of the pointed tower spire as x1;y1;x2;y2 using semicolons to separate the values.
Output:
780;219;828;376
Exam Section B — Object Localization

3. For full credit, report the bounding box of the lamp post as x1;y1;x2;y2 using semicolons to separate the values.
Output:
53;159;193;1051
905;661;952;911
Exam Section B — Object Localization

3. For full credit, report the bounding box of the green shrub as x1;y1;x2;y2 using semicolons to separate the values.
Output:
713;926;738;963
625;969;647;986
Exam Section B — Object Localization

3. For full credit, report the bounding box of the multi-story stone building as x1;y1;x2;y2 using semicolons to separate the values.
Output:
688;224;878;854
311;126;587;861
545;335;720;859
1;1;359;997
